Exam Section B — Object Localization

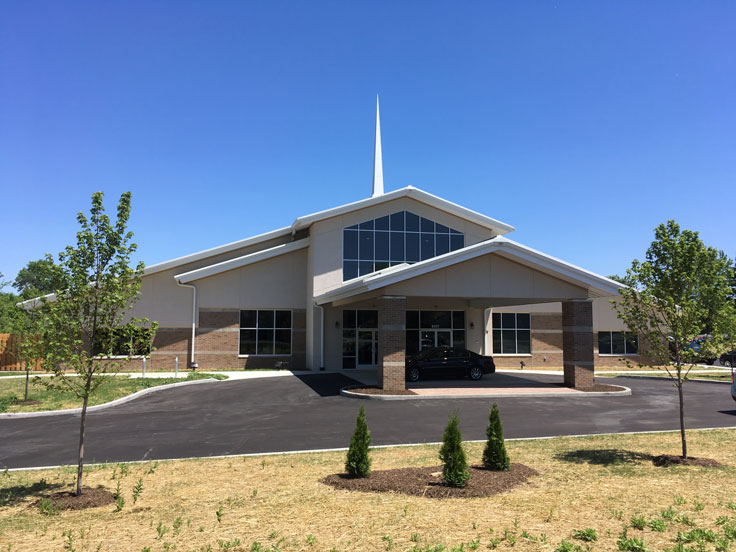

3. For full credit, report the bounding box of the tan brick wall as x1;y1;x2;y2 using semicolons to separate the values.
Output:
377;296;406;391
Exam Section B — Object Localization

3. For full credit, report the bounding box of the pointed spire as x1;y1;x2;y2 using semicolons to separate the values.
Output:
372;95;384;198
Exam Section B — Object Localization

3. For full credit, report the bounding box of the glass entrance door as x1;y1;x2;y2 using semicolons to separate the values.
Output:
357;330;378;369
420;330;452;350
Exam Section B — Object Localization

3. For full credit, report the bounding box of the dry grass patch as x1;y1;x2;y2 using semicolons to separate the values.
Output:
0;429;734;551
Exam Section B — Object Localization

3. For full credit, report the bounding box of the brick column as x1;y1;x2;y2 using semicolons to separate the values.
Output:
562;299;595;389
377;295;406;391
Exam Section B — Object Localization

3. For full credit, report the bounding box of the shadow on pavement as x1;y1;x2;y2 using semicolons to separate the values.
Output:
409;372;563;390
554;449;654;466
295;373;361;397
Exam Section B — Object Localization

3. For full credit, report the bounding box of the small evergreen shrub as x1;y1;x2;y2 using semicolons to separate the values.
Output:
345;405;371;477
439;412;470;487
482;403;510;471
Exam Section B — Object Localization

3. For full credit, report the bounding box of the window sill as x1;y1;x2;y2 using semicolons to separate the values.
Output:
492;354;532;357
238;354;292;358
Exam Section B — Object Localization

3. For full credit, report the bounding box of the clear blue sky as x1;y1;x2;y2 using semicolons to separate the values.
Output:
1;1;734;285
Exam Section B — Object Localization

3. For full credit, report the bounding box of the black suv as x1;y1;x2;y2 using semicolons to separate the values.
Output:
405;347;495;382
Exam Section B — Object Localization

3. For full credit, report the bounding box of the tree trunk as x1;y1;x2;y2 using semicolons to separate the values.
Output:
24;363;29;401
76;393;89;496
678;378;687;458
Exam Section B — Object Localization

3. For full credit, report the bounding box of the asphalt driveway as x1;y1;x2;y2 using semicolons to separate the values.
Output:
1;374;734;469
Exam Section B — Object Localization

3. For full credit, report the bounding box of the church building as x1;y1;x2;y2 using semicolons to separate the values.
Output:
129;100;636;390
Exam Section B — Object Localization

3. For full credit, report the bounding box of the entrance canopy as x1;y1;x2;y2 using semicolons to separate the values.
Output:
314;236;624;307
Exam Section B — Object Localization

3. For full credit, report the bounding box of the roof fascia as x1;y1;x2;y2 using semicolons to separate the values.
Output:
175;238;310;283
144;226;292;277
291;186;515;235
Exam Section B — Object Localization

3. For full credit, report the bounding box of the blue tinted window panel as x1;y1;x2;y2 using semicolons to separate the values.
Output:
612;332;626;355
420;217;434;232
492;312;501;328
257;330;274;355
435;233;449;255
240;310;257;328
406;310;419;329
405;212;420;231
343;311;356;329
346;224;358;230
598;332;612;355
435;223;449;233
258;310;274;328
452;311;465;329
405;233;420;262
420;234;434;260
343;261;358;281
275;310;291;329
502;330;517;354
450;234;464;251
517;313;530;329
517;330;531;354
343;229;358;259
501;313;515;329
274;330;291;354
357;310;378;328
375;261;389;271
390;232;404;262
359;220;374;230
375;231;389;260
493;330;502;354
452;330;466;350
239;329;257;355
375;215;389;230
359;231;373;260
390;211;405;231
358;261;374;276
626;333;638;354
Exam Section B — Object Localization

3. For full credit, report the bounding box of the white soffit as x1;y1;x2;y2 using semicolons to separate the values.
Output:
314;236;624;305
291;186;515;236
175;238;310;283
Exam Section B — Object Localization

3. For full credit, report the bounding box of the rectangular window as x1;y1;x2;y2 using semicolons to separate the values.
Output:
342;310;378;368
239;309;292;356
598;331;638;355
491;312;532;355
406;310;465;354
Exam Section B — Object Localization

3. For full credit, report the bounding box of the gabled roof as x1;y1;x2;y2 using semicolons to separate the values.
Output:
175;238;310;283
314;236;624;305
291;186;515;235
144;226;293;277
142;186;515;278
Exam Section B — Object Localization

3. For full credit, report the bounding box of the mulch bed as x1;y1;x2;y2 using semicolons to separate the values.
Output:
346;386;417;396
652;455;722;468
578;383;627;392
35;487;116;511
322;463;538;498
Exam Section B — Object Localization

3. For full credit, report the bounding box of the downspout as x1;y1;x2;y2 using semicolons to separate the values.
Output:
177;280;199;369
314;302;325;370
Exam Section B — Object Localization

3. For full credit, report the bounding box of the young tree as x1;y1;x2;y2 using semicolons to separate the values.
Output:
27;192;156;495
482;402;510;471
345;404;371;477
439;412;470;487
615;220;736;458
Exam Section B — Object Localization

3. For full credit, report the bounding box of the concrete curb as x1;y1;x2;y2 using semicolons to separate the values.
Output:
0;378;220;419
339;384;632;400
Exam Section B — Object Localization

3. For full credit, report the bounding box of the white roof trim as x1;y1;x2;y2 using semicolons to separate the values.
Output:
291;186;515;235
144;226;292;277
17;292;56;310
314;236;624;305
175;238;310;283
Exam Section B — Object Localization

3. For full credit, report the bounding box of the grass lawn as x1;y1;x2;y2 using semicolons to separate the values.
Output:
600;372;734;382
0;372;226;413
1;429;735;551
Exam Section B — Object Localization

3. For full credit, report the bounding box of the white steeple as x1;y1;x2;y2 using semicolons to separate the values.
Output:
372;95;384;197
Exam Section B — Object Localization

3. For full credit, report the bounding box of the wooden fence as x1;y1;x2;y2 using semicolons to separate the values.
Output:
0;333;41;371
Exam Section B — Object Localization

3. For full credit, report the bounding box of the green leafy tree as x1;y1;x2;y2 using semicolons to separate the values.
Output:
345;405;371;477
26;192;157;495
614;220;736;458
439;412;470;487
13;255;65;297
482;402;510;471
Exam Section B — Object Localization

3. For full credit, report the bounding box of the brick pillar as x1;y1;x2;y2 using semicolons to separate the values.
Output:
562;299;595;389
377;295;406;391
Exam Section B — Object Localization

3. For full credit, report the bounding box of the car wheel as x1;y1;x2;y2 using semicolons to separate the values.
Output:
469;366;483;380
407;367;420;382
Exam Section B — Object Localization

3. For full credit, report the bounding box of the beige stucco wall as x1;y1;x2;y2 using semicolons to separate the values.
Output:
128;233;296;328
492;297;626;331
195;248;308;309
309;196;498;297
384;254;589;301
